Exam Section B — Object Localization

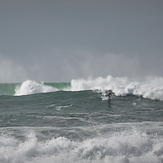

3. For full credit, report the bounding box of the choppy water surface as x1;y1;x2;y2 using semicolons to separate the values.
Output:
0;76;163;163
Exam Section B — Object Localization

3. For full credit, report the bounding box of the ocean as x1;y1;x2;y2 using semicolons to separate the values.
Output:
0;76;163;163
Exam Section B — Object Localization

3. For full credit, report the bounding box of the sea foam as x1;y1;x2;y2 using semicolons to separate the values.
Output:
14;76;163;100
0;129;163;163
71;76;163;101
15;80;57;96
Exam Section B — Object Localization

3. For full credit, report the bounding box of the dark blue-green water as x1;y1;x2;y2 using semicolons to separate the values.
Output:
0;77;163;163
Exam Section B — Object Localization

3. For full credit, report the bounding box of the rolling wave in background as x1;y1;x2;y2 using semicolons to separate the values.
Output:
0;80;71;96
0;75;162;101
15;80;58;96
71;76;163;101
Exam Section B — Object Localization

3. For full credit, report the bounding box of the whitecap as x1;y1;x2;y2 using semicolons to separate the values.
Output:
71;76;163;101
15;80;58;96
0;129;163;163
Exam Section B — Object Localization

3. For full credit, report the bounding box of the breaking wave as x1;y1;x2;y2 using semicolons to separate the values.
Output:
0;128;163;163
15;80;58;96
1;76;163;100
71;76;163;101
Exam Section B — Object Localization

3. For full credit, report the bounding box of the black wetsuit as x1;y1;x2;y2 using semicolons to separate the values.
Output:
108;92;112;98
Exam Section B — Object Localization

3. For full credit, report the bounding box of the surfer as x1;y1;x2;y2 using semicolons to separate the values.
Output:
106;90;112;99
107;92;112;99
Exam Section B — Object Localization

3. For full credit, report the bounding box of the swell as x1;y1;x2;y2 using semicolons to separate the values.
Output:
71;76;163;101
0;83;19;96
0;76;163;101
0;81;71;96
44;82;71;91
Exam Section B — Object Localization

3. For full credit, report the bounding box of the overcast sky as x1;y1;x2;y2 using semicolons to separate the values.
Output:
0;0;163;82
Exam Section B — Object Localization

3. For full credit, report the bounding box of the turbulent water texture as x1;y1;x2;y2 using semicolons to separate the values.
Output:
0;76;163;163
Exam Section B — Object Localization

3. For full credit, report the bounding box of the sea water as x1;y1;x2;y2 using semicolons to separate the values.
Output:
0;76;163;163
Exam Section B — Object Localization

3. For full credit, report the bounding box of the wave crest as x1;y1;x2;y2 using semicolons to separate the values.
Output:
71;76;163;101
15;80;58;96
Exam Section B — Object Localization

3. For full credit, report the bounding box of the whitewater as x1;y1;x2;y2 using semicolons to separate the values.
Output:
12;75;163;101
0;75;163;163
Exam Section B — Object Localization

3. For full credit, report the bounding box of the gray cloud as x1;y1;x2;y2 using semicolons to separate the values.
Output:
0;0;163;82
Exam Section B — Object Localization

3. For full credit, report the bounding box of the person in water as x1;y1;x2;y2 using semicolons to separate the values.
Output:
108;92;112;99
105;90;112;99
